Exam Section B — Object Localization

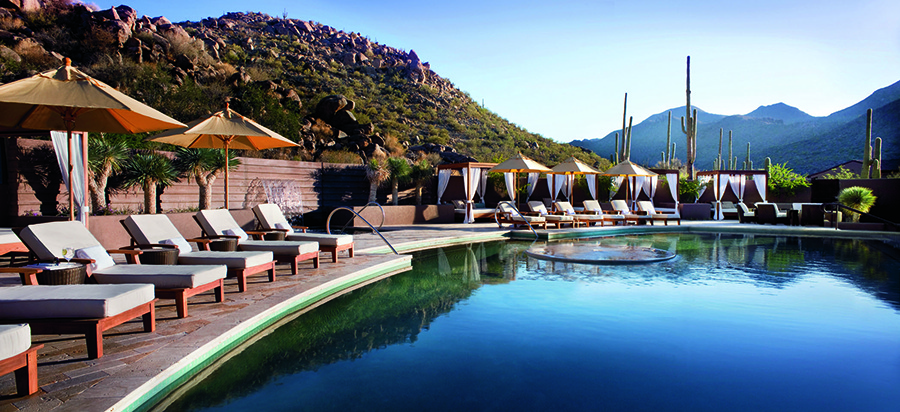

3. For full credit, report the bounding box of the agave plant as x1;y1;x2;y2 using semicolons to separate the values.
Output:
122;151;180;214
385;157;411;205
837;186;876;222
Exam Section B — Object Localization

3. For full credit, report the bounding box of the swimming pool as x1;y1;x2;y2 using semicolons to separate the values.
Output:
156;234;900;412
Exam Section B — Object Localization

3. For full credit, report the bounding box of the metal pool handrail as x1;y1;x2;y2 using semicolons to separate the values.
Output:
326;206;398;255
494;201;539;239
823;202;899;231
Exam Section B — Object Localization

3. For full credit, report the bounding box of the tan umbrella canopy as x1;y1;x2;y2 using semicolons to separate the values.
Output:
147;103;299;209
548;157;602;201
601;160;658;208
488;153;551;207
0;58;187;220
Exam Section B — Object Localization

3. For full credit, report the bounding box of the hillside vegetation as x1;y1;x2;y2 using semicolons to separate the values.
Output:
0;2;607;168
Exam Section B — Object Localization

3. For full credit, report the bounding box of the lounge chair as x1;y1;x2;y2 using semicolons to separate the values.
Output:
755;203;789;225
636;201;681;226
16;221;226;318
610;200;651;225
0;284;156;359
720;201;738;220
552;201;605;226
121;215;276;293
194;209;320;275
526;201;578;228
451;200;495;220
582;200;626;226
736;203;756;223
0;324;42;395
252;204;354;263
496;202;547;229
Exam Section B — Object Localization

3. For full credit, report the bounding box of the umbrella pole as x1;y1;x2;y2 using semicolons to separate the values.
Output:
67;128;74;221
224;143;229;210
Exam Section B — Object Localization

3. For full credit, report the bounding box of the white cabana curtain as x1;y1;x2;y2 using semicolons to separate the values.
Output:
728;174;745;203
478;169;488;202
587;175;597;200
750;174;767;203
715;174;730;220
632;176;645;209
504;172;516;204
666;172;679;209
51;131;88;223
437;169;451;204
527;172;539;199
566;175;575;200
611;176;624;201
550;174;565;201
463;167;481;223
697;175;712;202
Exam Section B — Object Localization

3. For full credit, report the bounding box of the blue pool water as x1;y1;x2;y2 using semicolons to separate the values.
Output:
160;234;900;412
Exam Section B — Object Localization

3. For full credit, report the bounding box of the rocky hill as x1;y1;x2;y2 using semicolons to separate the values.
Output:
0;2;606;167
571;81;900;174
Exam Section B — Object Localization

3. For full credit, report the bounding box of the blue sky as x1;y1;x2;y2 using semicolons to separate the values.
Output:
92;0;900;143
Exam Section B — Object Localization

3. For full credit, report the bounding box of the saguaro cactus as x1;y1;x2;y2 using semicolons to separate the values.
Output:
862;108;873;179
873;137;882;178
617;93;633;162
664;111;672;165
681;56;698;179
716;128;723;170
744;142;752;170
728;131;734;169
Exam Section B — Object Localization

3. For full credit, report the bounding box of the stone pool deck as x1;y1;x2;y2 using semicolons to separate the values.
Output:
1;220;898;411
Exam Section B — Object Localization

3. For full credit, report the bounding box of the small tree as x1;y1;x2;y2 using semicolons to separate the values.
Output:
365;159;390;204
385;157;411;205
172;148;240;210
87;135;128;212
122;152;179;214
837;186;876;222
767;162;810;198
409;158;434;205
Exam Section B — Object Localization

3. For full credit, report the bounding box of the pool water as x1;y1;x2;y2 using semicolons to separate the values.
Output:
158;234;900;412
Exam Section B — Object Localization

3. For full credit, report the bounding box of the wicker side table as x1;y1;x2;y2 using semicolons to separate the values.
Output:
263;231;286;241
209;238;238;252
137;247;180;265
22;263;86;285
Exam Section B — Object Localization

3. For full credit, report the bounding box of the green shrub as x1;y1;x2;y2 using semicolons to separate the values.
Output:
767;162;810;197
837;186;876;222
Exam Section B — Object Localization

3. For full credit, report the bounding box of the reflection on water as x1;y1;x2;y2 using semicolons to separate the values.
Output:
161;235;900;412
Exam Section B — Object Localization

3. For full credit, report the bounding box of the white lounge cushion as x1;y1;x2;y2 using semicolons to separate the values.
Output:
123;215;184;246
177;251;274;268
75;245;116;271
0;284;155;319
161;238;193;253
285;233;353;247
195;210;242;238
253;204;355;246
0;324;30;360
238;240;318;255
19;221;102;261
93;265;227;289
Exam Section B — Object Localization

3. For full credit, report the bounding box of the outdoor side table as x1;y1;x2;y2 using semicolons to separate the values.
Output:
137;247;179;265
209;238;238;252
263;231;286;241
22;262;86;285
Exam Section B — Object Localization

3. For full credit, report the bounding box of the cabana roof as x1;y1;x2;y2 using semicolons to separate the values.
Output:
697;170;767;176
436;162;497;170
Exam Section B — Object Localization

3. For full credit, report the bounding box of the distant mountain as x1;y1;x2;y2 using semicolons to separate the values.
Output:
745;103;817;124
570;80;900;174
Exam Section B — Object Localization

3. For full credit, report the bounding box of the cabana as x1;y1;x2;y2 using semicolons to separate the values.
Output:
436;162;497;223
650;169;680;213
603;161;657;211
548;157;601;206
696;170;769;220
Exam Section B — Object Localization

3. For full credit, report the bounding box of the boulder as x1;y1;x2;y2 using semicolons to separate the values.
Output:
0;45;21;62
0;0;40;11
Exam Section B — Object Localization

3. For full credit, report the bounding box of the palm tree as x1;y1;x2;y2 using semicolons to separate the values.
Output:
87;135;128;212
122;151;180;214
409;158;434;205
365;159;390;204
385;157;411;205
172;147;241;210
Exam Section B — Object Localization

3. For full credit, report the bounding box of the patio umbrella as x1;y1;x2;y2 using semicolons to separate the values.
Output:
0;58;187;220
488;153;551;208
548;157;601;201
147;103;299;209
601;160;657;209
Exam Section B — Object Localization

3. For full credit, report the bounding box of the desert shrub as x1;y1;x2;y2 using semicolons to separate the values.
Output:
318;150;363;164
767;162;810;197
820;165;858;180
837;186;876;222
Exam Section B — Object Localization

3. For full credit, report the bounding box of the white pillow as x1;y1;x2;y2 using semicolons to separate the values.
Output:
161;238;193;254
223;228;249;242
75;245;116;271
274;222;291;231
